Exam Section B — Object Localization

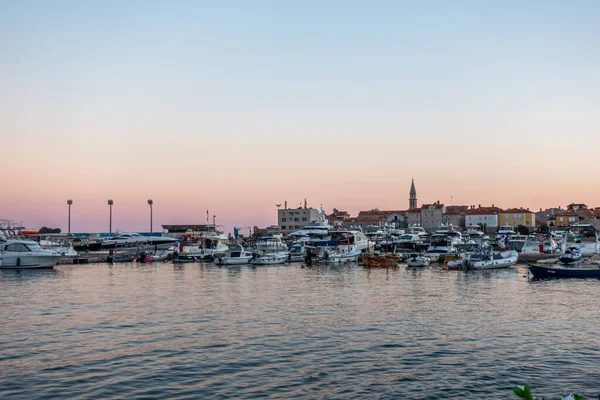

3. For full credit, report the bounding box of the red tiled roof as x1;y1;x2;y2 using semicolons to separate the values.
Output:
421;203;445;209
502;208;534;214
443;210;464;216
555;211;579;217
407;208;421;213
465;207;503;215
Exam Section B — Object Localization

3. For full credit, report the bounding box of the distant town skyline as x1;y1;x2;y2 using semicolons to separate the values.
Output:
2;1;599;233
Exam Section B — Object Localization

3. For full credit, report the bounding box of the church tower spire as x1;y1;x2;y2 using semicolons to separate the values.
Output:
409;179;417;209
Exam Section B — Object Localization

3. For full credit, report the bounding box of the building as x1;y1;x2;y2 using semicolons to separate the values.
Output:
443;210;465;228
406;208;422;227
420;203;446;231
278;203;318;234
327;209;351;227
554;211;581;227
498;208;536;228
464;206;503;232
535;207;563;227
253;225;281;237
355;209;407;228
409;179;417;210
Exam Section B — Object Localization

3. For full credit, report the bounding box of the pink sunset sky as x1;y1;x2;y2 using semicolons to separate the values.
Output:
1;2;599;234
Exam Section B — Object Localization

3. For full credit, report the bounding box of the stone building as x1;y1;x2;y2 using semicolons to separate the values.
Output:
278;202;318;234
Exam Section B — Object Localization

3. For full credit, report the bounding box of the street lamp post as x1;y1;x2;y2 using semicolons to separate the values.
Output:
108;199;114;233
67;199;73;234
147;199;153;233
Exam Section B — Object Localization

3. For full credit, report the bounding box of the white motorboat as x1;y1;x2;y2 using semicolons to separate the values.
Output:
329;230;374;253
250;252;289;265
102;232;178;250
565;225;599;256
40;238;78;257
521;232;564;255
288;242;308;262
187;234;230;257
465;250;518;270
427;234;458;255
216;244;253;265
0;239;62;269
496;225;517;239
406;254;431;267
288;208;333;240
325;249;361;263
250;235;289;254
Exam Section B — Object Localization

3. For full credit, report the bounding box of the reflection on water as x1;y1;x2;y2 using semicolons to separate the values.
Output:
1;263;599;399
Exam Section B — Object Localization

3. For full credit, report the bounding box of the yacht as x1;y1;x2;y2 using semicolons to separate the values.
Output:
216;244;253;265
433;224;463;245
101;232;178;250
426;234;458;255
187;234;229;257
250;234;289;254
0;239;62;269
496;225;517;239
329;230;374;253
288;208;333;240
407;225;429;239
465;226;488;240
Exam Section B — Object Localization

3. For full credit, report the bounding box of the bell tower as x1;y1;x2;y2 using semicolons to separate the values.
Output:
409;179;417;209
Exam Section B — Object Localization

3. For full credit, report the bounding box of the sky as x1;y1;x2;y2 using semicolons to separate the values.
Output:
1;1;599;234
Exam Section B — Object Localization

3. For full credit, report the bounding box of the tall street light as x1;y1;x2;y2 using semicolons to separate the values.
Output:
67;199;73;234
108;199;114;233
147;199;153;233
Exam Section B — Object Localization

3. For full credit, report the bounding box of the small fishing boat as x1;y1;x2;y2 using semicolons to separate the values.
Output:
141;250;170;262
465;250;518;270
406;254;430;267
558;246;582;265
107;253;136;263
249;252;289;265
172;254;202;264
362;253;398;268
216;244;253;265
529;262;600;279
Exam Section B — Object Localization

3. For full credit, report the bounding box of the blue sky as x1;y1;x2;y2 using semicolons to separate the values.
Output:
1;1;599;231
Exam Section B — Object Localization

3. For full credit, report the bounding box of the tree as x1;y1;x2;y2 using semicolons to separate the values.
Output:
39;227;62;234
517;225;530;235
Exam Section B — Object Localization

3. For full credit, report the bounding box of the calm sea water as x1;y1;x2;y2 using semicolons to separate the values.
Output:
1;262;599;399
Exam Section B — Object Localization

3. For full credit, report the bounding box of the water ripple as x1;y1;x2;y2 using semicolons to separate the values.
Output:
1;263;599;399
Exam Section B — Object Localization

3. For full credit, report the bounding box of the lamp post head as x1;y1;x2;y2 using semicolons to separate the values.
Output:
147;199;153;206
108;199;113;206
67;199;73;206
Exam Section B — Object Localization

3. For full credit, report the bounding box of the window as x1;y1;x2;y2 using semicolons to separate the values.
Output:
282;218;286;222
302;218;307;221
294;218;299;221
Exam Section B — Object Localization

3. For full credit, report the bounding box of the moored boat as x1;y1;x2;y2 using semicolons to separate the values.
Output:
529;263;600;279
250;252;289;265
406;254;430;267
216;244;253;265
465;250;518;270
324;248;361;263
0;239;62;269
362;253;398;268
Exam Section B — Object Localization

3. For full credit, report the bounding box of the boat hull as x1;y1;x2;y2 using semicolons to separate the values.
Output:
250;254;288;265
0;255;60;269
529;264;600;279
217;256;253;265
